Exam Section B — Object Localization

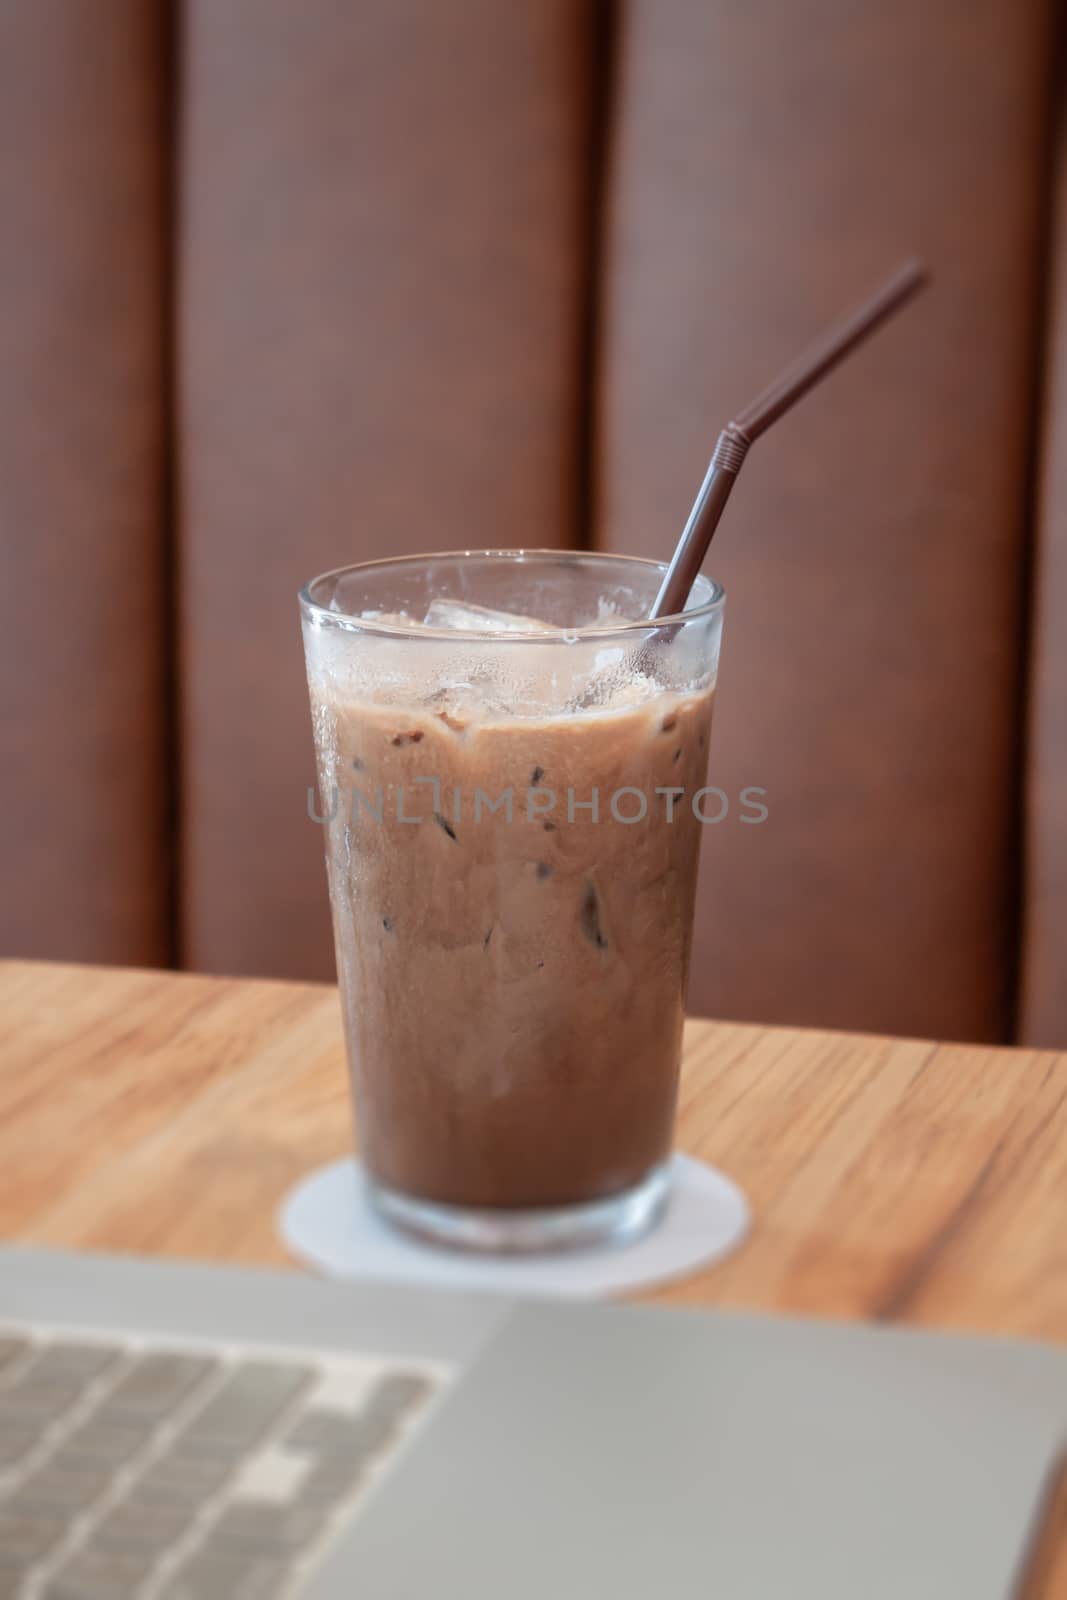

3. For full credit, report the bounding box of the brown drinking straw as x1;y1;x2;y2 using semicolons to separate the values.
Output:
650;259;928;620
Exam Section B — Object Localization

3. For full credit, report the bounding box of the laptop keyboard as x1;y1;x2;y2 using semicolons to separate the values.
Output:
0;1323;445;1598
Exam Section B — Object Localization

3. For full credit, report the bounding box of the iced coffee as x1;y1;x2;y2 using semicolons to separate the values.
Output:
301;552;724;1251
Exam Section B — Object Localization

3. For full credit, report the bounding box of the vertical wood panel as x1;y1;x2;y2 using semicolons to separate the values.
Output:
597;0;1054;1040
179;0;600;977
0;0;169;965
1021;34;1067;1048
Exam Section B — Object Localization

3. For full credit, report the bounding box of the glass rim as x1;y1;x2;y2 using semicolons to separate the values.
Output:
298;549;725;643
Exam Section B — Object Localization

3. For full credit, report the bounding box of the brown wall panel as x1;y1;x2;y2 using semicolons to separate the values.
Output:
179;0;600;978
0;1;169;965
1021;38;1067;1048
597;0;1052;1040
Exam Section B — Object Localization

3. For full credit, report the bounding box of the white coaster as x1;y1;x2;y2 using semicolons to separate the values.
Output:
279;1155;749;1300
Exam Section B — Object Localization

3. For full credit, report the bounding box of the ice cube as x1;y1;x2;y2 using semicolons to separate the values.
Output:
422;598;558;634
359;609;419;625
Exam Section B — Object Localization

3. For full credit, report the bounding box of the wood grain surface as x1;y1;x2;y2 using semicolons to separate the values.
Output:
2;959;1065;1331
1;959;1065;1588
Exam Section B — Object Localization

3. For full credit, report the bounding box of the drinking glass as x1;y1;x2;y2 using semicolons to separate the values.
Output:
300;550;724;1252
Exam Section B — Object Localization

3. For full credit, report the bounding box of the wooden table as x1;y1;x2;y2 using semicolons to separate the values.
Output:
2;959;1066;1588
2;958;1066;1333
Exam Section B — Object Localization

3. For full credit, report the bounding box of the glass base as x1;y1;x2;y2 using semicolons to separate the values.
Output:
364;1163;671;1256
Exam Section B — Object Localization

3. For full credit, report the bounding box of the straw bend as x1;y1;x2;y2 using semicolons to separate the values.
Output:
650;258;927;620
710;424;751;475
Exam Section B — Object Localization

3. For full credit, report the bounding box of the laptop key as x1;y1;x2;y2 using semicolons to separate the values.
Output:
46;1547;155;1599
132;1452;234;1504
296;1457;365;1507
0;1374;85;1418
163;1553;290;1600
63;1420;149;1464
0;1336;30;1374
10;1462;113;1511
45;1582;144;1599
179;1361;314;1449
0;1422;40;1467
365;1371;434;1418
169;1428;253;1463
208;1499;326;1553
103;1352;218;1419
33;1342;122;1380
91;1499;196;1553
0;1508;67;1560
285;1406;394;1458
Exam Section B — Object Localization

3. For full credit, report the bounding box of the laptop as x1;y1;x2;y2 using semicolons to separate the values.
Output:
1;1245;1063;1599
